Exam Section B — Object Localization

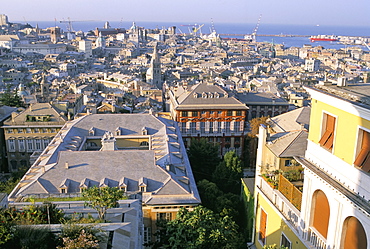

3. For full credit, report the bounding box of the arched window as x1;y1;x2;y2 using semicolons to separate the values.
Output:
311;190;330;238
140;141;149;147
342;216;367;249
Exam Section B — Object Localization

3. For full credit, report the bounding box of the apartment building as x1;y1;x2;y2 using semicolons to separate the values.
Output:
254;83;370;249
168;82;248;156
8;113;200;244
2;103;67;171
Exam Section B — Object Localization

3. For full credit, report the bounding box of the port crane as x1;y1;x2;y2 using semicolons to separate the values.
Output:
363;41;370;51
180;23;204;36
244;14;262;42
59;18;95;32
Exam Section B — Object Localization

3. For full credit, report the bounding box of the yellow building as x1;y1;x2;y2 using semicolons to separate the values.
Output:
254;83;370;249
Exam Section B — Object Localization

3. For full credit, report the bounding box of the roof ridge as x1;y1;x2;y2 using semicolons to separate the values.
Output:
278;130;306;157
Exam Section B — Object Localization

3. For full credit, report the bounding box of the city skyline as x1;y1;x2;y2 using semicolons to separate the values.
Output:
2;0;370;27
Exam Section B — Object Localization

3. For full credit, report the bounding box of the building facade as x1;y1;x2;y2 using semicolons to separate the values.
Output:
169;82;249;156
253;84;370;249
8;113;201;244
2;103;67;171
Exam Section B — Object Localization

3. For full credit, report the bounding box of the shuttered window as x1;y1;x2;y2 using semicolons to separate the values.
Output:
354;130;370;173
319;114;335;151
259;209;267;245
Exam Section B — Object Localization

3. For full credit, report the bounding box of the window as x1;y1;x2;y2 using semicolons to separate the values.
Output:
192;111;198;117
312;190;330;239
156;212;172;221
191;122;196;133
8;140;15;152
26;128;32;133
181;111;188;117
17;129;23;133
234;121;240;132
217;122;222;133
181;122;186;133
35;139;42;151
7;129;13;134
285;160;292;167
319;113;335;151
140;141;149;147
27;140;33;151
259;209;267;246
42;128;48;133
218;111;222;115
354;129;370;172
34;128;40;133
51;128;56;133
144;227;152;244
227;110;233;116
281;233;291;249
19;139;25;152
200;122;205;133
209;122;213;133
225;122;231;133
201;111;206;115
210;111;214;115
236;110;242;116
43;139;49;148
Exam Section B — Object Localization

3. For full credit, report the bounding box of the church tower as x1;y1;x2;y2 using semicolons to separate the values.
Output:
40;73;49;102
146;43;161;88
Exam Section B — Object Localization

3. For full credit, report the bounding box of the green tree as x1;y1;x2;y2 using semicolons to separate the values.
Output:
0;211;14;246
187;138;220;181
0;85;24;107
151;206;245;249
4;226;57;249
212;150;243;194
82;186;124;220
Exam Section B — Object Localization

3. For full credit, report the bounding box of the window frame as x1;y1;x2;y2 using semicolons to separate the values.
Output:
280;232;291;249
319;112;336;151
258;208;267;246
354;127;370;172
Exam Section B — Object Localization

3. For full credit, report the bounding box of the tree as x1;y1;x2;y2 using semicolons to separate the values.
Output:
249;116;268;137
197;179;243;224
212;150;243;194
0;85;24;107
58;224;105;249
187;138;220;181
82;187;124;220
151;206;245;249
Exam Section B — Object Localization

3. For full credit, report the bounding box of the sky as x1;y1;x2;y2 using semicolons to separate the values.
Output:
2;0;370;27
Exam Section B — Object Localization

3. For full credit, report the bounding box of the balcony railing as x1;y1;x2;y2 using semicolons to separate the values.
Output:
307;227;327;249
278;174;302;211
259;176;300;231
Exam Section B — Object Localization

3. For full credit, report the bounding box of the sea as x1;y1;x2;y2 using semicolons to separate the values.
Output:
29;20;370;50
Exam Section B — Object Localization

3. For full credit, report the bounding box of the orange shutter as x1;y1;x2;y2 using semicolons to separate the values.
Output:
259;210;267;244
319;114;335;150
354;131;370;172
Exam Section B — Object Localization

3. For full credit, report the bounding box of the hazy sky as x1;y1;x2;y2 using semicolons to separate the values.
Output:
2;0;370;26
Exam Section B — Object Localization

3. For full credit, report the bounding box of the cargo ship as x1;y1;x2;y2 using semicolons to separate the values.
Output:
309;35;338;42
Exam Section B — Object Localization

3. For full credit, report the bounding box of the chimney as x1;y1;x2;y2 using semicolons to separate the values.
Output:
101;131;117;151
65;162;69;169
11;112;17;122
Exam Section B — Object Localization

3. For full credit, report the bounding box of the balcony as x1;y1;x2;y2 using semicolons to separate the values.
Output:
258;174;301;231
307;227;327;249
